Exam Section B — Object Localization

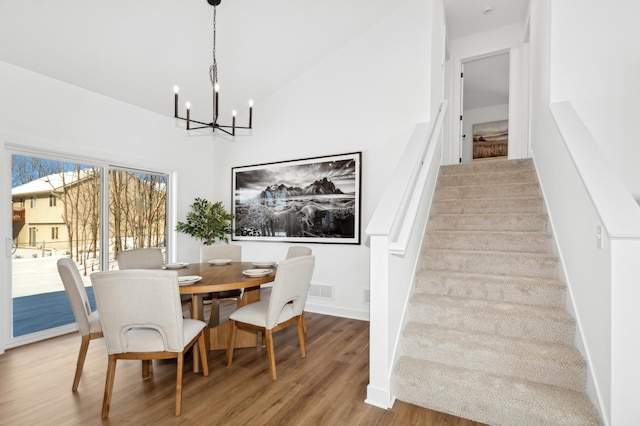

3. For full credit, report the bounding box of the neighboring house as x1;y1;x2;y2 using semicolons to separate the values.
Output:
11;169;167;258
11;170;91;253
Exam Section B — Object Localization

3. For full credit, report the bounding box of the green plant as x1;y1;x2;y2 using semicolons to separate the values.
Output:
175;198;234;245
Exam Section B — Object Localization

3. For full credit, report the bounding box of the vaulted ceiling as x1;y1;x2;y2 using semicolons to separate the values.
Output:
0;0;529;121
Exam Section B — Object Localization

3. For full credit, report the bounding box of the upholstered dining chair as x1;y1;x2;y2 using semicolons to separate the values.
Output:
285;246;312;259
90;269;209;418
116;247;163;269
260;246;312;333
199;244;242;327
118;247;192;313
225;255;315;380
57;258;103;392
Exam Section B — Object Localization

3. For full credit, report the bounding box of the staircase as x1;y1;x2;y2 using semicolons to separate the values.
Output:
392;159;602;425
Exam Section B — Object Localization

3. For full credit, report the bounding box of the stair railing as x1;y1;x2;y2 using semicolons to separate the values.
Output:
364;100;448;409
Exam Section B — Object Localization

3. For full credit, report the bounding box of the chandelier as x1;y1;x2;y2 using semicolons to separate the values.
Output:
173;0;253;136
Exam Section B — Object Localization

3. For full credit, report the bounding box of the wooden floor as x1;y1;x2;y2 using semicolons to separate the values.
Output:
0;308;486;425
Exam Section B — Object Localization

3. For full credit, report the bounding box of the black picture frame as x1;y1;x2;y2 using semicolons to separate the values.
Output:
231;152;362;244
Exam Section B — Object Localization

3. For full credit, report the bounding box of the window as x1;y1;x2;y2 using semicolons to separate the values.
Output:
49;194;56;207
108;169;168;263
51;227;58;240
29;196;36;208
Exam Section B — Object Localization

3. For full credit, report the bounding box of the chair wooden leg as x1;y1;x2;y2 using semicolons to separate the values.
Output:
198;332;209;376
297;316;307;358
302;311;307;333
102;355;117;418
72;335;91;391
225;320;237;366
265;329;277;381
175;353;184;416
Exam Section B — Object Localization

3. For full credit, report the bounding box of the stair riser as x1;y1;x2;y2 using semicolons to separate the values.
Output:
431;197;545;214
422;250;559;279
408;304;574;345
440;159;534;176
425;231;551;253
438;170;537;187
401;328;586;392
434;183;541;200
414;272;566;307
408;302;574;345
428;214;548;232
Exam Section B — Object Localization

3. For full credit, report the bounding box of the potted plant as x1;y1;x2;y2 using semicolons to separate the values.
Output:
175;198;234;245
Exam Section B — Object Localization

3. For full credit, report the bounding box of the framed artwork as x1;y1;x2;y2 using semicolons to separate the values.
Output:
472;119;508;159
232;152;362;244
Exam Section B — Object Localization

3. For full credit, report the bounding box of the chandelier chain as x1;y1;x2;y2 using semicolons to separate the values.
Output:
209;5;218;86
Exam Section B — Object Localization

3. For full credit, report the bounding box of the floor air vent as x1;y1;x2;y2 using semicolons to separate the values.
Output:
309;284;333;300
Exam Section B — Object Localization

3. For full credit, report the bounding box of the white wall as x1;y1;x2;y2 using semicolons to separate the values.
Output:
0;61;216;348
549;0;640;195
209;0;433;320
461;104;509;162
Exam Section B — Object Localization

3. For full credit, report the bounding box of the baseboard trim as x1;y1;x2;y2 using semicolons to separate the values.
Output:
305;303;369;322
365;384;392;409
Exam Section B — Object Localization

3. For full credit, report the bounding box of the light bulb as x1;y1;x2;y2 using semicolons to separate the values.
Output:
185;102;191;109
249;100;254;107
214;83;220;92
173;85;179;93
232;110;237;117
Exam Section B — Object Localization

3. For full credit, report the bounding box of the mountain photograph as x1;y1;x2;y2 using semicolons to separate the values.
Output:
232;153;360;243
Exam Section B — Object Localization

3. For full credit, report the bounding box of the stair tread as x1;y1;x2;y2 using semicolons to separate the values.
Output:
402;323;586;391
394;357;600;426
404;322;583;366
423;247;557;259
409;294;575;344
440;158;534;175
437;181;539;189
415;270;566;308
427;229;550;236
416;269;565;288
431;212;546;218
411;293;571;318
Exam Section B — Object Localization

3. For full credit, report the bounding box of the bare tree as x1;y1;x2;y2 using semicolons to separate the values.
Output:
12;155;61;187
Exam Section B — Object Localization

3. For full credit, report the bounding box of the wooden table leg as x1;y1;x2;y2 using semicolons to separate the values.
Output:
207;286;261;351
191;294;205;373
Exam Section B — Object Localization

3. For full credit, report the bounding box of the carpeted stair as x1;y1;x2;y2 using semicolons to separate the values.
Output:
392;159;602;425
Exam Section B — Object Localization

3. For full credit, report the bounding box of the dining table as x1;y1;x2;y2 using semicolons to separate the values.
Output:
173;261;277;372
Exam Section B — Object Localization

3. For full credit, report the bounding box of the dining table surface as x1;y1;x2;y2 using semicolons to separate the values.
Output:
174;261;277;294
170;261;277;372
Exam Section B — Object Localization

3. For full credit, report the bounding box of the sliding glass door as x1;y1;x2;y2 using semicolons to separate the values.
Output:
9;152;168;344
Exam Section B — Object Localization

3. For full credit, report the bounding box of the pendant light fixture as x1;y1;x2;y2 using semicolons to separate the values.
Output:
173;0;253;136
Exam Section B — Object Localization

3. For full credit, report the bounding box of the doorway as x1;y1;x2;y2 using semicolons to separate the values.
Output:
460;52;510;163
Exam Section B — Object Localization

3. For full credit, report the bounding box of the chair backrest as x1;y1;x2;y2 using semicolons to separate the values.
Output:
91;270;185;354
57;258;95;336
285;246;312;259
267;255;315;329
117;248;164;270
200;244;242;263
